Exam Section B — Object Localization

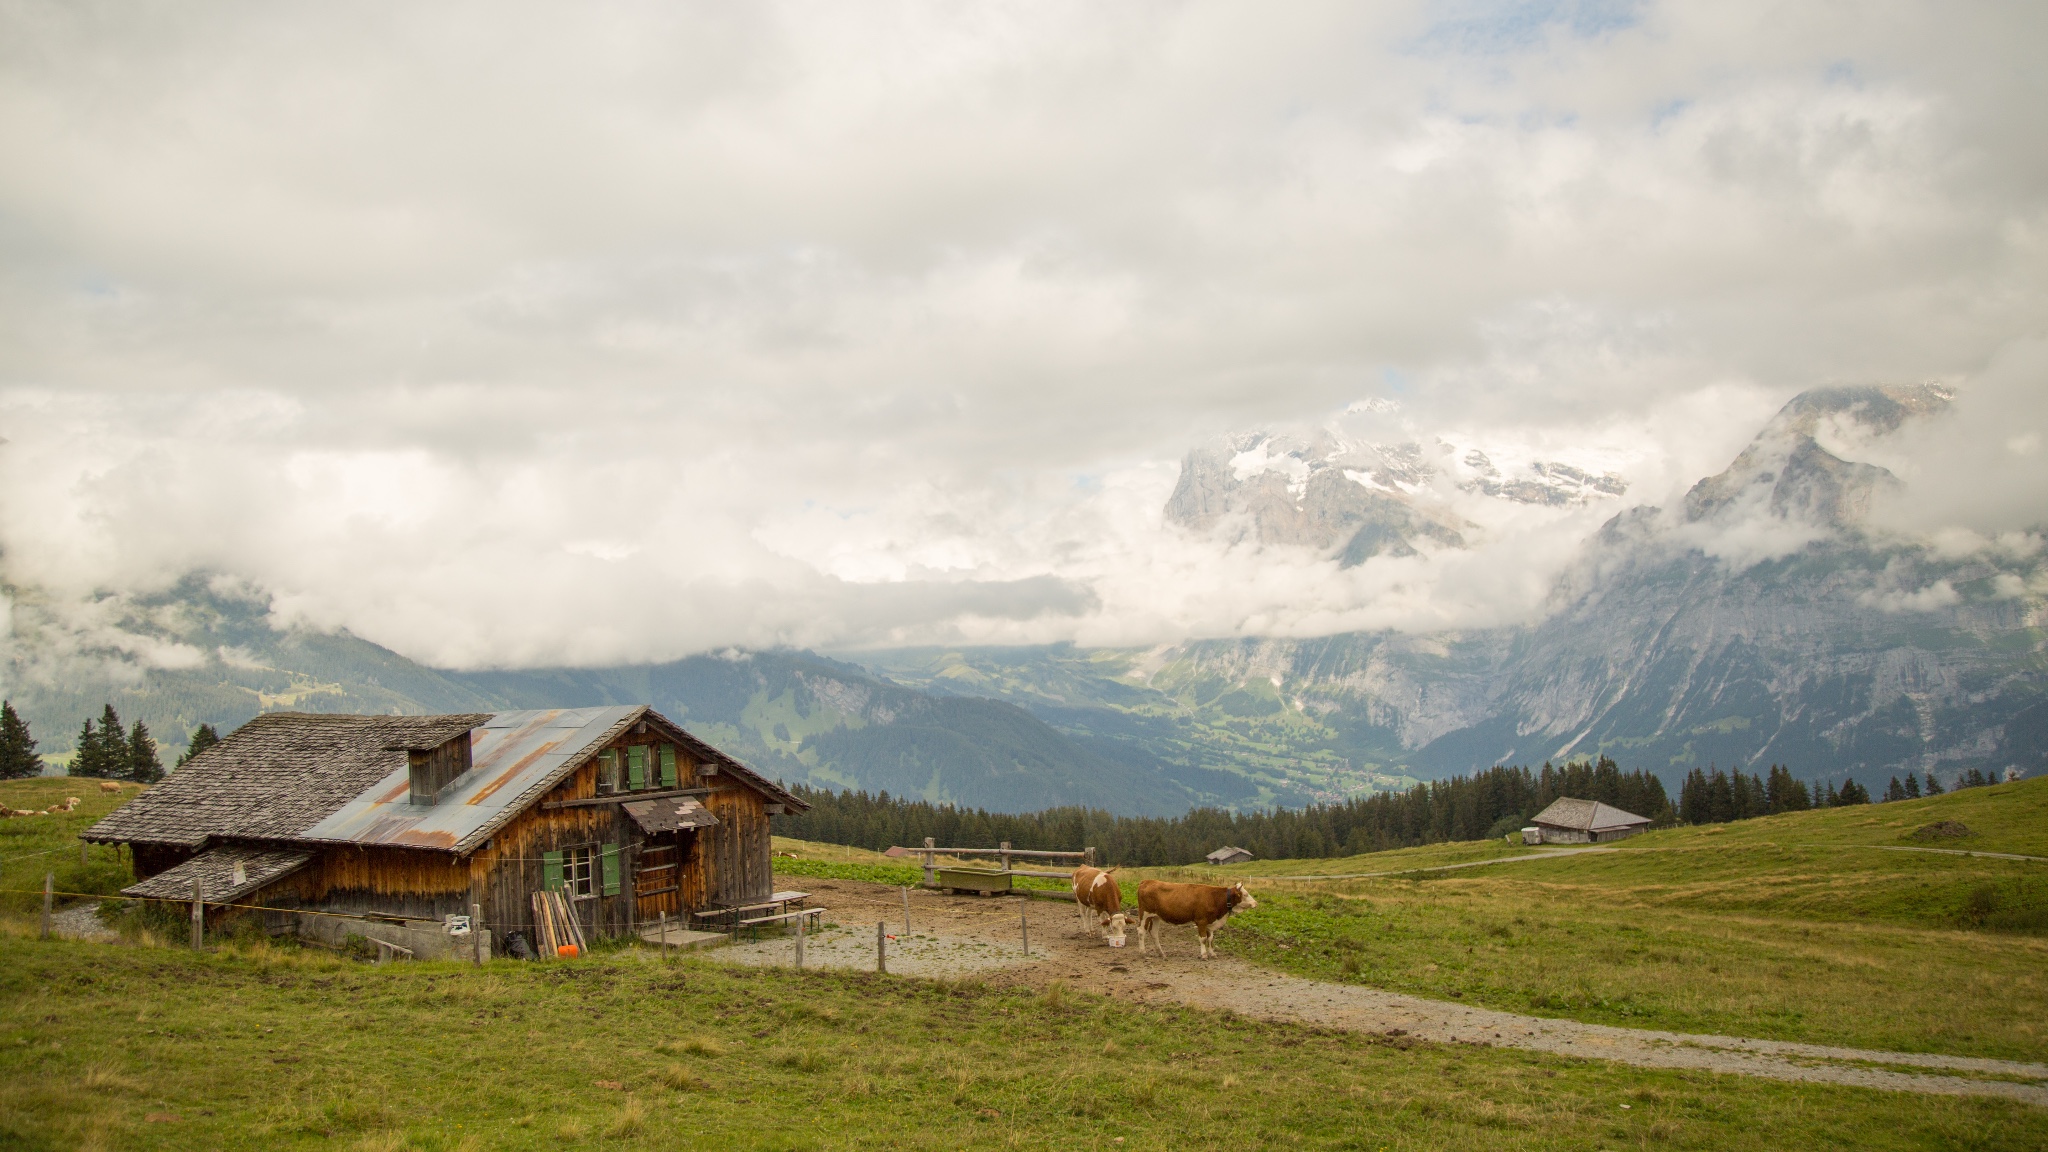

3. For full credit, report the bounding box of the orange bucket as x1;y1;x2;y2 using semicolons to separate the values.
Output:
557;944;580;959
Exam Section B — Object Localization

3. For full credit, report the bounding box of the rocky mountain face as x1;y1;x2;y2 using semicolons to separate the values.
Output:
866;384;2046;797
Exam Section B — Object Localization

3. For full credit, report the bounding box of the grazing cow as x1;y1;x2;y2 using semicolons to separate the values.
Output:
1069;865;1131;947
1134;879;1257;960
99;782;121;794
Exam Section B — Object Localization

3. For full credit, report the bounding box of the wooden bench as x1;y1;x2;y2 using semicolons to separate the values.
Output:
693;898;824;939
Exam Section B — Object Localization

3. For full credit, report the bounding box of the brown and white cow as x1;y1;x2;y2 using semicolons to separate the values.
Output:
1069;865;1131;947
1134;879;1257;960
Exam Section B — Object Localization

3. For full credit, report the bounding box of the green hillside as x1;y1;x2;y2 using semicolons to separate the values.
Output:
1197;778;2048;1060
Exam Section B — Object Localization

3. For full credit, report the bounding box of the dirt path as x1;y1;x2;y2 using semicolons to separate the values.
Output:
734;878;2048;1107
48;903;118;943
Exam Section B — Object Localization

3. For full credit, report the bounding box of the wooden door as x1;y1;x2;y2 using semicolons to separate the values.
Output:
634;837;683;922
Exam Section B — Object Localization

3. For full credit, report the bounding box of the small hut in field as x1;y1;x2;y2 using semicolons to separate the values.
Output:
1528;797;1652;844
83;707;804;957
1206;845;1254;865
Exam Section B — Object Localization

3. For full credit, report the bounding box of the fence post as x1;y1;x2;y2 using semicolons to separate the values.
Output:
41;873;53;940
901;886;911;934
471;902;483;967
190;875;204;951
922;837;936;887
1085;847;1096;868
999;841;1011;874
1019;903;1029;956
876;920;886;974
659;911;669;961
794;908;805;969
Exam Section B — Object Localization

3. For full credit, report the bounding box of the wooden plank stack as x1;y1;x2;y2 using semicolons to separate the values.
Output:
530;891;589;958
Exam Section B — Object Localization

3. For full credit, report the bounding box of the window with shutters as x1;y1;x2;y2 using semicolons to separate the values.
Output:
562;845;596;899
596;750;620;794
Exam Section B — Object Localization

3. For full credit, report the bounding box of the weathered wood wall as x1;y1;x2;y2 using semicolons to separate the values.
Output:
241;717;782;949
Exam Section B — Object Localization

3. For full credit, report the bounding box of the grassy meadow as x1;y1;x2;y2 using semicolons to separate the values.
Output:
0;777;142;915
4;933;2044;1152
3;779;2046;1147
1197;778;2048;1061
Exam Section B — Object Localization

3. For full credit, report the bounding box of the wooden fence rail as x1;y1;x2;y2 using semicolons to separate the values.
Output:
903;839;1096;888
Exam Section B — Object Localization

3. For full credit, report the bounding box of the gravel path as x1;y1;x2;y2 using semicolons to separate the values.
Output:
48;903;118;943
739;878;2048;1107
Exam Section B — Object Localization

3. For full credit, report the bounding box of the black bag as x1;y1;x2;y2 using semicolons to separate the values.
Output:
504;930;536;960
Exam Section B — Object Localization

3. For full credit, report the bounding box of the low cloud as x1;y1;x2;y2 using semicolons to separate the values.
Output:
0;2;2040;668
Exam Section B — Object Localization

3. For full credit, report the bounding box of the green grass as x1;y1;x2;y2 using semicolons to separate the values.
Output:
1207;779;2048;1061
2;934;2042;1152
770;857;925;888
0;779;139;915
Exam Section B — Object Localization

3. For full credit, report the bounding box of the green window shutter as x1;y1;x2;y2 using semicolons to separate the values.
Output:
542;850;564;892
600;843;622;896
627;746;647;790
659;745;678;788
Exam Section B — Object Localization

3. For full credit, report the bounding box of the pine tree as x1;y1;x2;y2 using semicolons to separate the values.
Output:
177;723;221;767
1705;767;1736;824
1904;773;1921;799
1835;779;1870;806
1885;777;1906;802
0;701;42;779
1765;765;1810;813
1923;772;1944;796
70;705;126;778
125;721;164;784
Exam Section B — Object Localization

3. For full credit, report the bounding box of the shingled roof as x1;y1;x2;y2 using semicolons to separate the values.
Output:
122;845;314;902
85;705;803;855
1530;797;1652;832
84;713;493;849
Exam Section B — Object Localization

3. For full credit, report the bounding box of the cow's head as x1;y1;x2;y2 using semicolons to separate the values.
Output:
1101;911;1129;947
1224;883;1257;913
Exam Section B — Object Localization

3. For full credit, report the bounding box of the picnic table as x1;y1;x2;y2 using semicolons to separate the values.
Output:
692;891;822;939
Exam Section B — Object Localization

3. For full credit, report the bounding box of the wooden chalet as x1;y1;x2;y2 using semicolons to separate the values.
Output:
82;707;805;958
1527;797;1652;844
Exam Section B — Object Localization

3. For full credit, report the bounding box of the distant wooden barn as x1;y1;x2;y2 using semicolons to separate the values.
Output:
1528;797;1652;844
1206;845;1254;865
83;707;805;958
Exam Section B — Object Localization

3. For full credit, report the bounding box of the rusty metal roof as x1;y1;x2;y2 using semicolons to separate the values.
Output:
88;703;806;858
300;706;639;853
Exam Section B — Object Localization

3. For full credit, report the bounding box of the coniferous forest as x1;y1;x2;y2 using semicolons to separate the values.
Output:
773;757;1676;866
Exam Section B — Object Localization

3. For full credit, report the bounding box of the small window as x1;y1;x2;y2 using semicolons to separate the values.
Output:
563;845;597;899
596;750;620;794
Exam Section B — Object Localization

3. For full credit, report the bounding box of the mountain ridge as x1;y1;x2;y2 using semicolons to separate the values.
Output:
2;383;2040;809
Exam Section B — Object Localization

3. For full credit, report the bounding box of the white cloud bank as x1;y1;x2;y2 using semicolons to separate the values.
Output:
0;1;2043;668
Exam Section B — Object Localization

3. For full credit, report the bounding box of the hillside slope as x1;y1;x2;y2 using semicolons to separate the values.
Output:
0;585;1211;815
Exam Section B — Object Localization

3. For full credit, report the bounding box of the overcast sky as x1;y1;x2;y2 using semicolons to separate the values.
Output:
0;1;2042;669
